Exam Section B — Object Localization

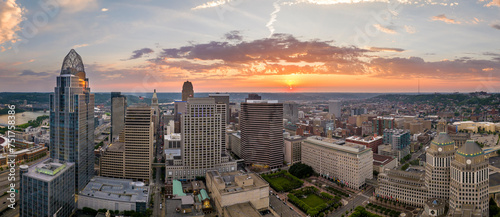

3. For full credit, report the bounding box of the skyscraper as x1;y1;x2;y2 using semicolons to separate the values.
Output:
182;81;194;101
165;98;237;181
124;105;154;181
49;49;94;191
111;92;126;142
449;140;489;216
240;100;283;169
151;89;160;136
20;159;76;217
209;93;230;124
425;132;455;199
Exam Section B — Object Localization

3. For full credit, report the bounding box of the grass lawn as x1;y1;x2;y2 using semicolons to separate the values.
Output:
269;176;294;187
300;194;327;207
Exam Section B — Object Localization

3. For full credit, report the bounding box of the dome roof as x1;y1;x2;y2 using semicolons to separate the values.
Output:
457;140;483;157
61;49;85;79
431;132;454;146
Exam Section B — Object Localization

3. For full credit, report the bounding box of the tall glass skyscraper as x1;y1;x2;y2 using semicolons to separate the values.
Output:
49;49;95;191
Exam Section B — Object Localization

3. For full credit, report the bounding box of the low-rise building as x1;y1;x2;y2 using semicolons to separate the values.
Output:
346;135;383;153
78;176;149;213
206;170;269;217
373;154;397;173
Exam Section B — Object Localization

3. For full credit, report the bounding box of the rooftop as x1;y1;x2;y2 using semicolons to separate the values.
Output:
24;158;74;182
225;202;262;217
207;170;268;194
80;176;149;203
346;135;383;143
373;154;395;166
305;136;370;154
245;100;279;104
103;142;125;152
457;140;483;157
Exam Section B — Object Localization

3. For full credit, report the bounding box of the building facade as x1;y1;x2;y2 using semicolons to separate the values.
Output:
240;100;284;169
283;101;299;124
165;98;237;181
383;129;411;150
425;132;456;200
111;92;126;142
20;159;75;217
346;135;383;153
182;81;194;101
328;100;341;119
284;135;303;165
49;49;94;191
302;136;373;190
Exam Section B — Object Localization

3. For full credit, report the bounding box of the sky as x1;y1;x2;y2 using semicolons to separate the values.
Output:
0;0;499;93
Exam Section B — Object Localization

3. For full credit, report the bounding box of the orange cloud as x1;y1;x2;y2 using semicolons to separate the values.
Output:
432;14;461;24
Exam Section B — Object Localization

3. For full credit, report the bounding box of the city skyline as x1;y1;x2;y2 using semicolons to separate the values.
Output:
0;0;499;92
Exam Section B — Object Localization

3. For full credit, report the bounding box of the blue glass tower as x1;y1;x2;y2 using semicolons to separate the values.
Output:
49;49;95;191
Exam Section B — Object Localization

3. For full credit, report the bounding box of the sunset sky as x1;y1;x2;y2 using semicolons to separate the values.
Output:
1;0;500;92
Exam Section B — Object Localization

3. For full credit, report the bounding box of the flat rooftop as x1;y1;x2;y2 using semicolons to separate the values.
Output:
305;136;370;154
346;135;383;143
225;202;262;217
104;142;125;152
80;176;149;203
24;158;74;182
490;173;500;187
207;170;268;194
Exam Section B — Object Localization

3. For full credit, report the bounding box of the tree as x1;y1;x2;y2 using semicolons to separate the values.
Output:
373;170;379;177
289;162;315;179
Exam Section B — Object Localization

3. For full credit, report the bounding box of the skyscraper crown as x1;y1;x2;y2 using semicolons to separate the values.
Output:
61;49;85;79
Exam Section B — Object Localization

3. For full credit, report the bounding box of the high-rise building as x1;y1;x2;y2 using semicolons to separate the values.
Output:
283;101;299;124
20;159;76;217
182;81;194;101
209;93;230;124
100;105;154;181
383;129;410;150
165;98;237;181
49;49;94;191
124;105;154;181
240;100;283;169
436;118;447;133
328;100;341;120
284;135;303;165
111;92;126;142
376;133;489;216
449;140;489;216
425;132;455;199
151;89;160;136
373;116;395;136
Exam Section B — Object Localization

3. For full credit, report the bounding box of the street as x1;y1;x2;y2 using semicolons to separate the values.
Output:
269;193;301;217
152;119;165;217
329;186;374;217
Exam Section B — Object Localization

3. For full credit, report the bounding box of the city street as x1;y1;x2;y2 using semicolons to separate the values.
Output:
269;193;301;217
329;186;374;217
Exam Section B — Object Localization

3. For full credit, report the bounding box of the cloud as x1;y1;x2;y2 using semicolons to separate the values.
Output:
266;1;281;38
369;47;405;52
432;14;461;24
373;24;397;34
57;0;97;12
192;0;234;10
101;8;108;12
491;24;500;30
483;68;494;72
126;48;154;60
404;25;416;34
73;44;89;49
481;0;500;7
0;0;24;45
224;30;243;41
20;70;49;76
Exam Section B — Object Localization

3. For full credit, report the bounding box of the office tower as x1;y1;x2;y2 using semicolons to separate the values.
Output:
284;135;303;165
449;140;489;216
328;100;341;119
124;105;154;181
301;136;373;190
351;107;367;116
182;80;194;101
20;159;76;217
165;98;237;181
283;101;299;124
245;93;261;102
111;92;126;142
209;93;230;124
49;49;94;191
425;132;455;199
151;89;160;136
240;100;283;169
